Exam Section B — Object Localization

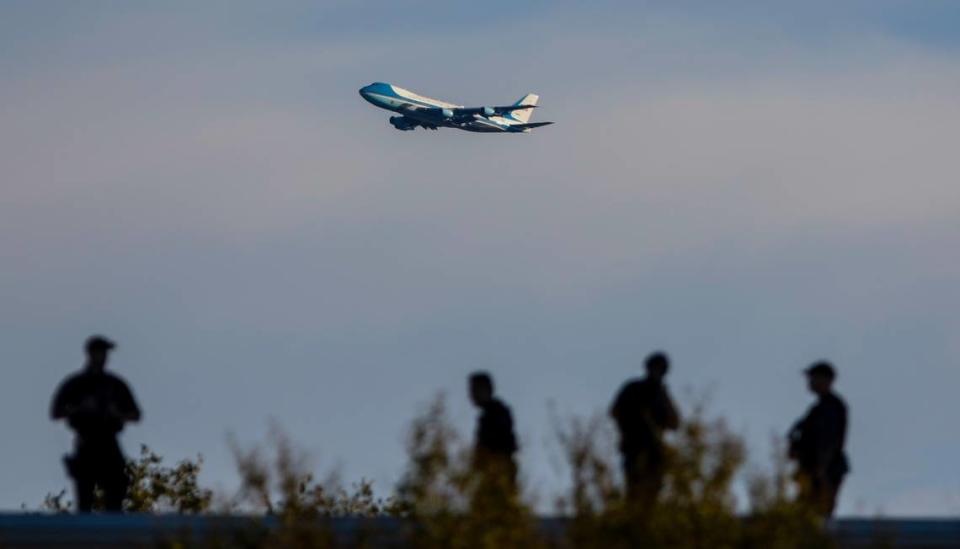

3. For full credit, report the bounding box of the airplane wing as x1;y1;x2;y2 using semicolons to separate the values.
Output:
450;105;536;116
408;104;536;121
396;104;449;124
396;102;551;131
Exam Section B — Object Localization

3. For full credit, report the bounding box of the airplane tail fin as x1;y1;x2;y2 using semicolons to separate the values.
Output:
509;93;539;123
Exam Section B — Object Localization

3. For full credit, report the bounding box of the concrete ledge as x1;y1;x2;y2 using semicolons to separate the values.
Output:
1;514;959;548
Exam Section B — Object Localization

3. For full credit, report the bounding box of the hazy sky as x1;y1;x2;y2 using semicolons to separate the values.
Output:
2;1;959;515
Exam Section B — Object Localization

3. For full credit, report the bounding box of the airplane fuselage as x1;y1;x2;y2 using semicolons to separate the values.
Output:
358;82;550;133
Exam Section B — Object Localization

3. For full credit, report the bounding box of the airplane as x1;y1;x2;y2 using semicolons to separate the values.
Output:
359;82;553;133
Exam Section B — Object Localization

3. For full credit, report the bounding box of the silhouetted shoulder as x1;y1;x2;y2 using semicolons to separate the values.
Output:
51;371;87;417
614;378;645;397
53;371;86;392
826;392;847;409
102;371;134;390
813;392;847;418
486;398;512;416
482;398;514;432
611;378;650;414
476;398;517;455
620;378;646;392
51;370;140;420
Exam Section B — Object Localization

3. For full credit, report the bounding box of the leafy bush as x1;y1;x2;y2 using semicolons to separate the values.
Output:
554;404;834;549
225;426;397;548
38;398;840;548
40;445;211;514
126;445;213;513
741;439;836;549
395;396;543;549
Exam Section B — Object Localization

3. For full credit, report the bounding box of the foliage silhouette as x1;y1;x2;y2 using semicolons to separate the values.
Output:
395;396;543;549
41;445;211;514
35;399;842;548
224;426;397;548
554;403;835;549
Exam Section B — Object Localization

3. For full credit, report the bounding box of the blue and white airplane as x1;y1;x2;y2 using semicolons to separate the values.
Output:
359;82;553;133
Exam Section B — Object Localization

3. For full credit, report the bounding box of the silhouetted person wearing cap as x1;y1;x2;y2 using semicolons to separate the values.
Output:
610;352;680;506
788;361;849;518
51;336;141;512
469;372;518;491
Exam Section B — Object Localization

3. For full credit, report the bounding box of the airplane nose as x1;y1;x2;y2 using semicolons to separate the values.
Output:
359;85;379;106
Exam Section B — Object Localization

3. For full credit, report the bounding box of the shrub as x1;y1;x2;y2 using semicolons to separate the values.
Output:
40;445;211;514
38;399;841;548
555;404;833;549
395;396;543;549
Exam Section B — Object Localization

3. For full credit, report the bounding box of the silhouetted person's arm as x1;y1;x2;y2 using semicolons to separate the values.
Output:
813;397;846;479
644;385;679;432
787;418;805;461
111;378;141;423
50;378;77;421
660;388;680;431
610;384;629;426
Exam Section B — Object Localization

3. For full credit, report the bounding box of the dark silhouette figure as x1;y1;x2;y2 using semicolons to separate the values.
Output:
788;361;849;518
51;336;141;512
469;372;518;488
610;352;680;505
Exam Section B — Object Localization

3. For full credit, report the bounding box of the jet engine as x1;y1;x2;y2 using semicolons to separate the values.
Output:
481;107;495;117
440;108;454;118
389;116;417;131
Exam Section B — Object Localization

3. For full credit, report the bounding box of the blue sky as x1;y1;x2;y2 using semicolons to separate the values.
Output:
1;1;959;515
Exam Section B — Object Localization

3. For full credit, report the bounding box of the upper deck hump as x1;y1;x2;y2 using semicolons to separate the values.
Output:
387;84;462;109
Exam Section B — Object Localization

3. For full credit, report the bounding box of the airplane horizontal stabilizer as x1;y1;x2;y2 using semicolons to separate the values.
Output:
509;122;553;131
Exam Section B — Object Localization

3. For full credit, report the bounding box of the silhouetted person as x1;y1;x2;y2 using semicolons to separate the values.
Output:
51;336;141;512
469;372;518;488
610;352;680;506
788;361;849;518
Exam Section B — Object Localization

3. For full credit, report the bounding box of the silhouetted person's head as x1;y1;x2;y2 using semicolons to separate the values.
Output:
469;371;495;407
84;335;115;373
805;361;836;396
645;352;670;381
